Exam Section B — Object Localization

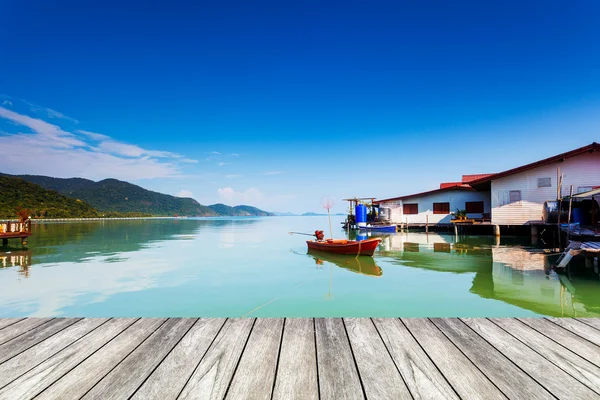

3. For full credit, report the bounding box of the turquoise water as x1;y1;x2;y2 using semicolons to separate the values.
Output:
1;216;599;318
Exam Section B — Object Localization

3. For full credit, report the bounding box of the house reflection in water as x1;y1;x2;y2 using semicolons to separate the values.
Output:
0;250;32;278
376;232;600;317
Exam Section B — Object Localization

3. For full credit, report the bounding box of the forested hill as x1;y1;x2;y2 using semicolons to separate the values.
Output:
1;173;273;217
0;176;100;218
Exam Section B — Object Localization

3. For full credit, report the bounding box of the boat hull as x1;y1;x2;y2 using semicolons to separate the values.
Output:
306;238;381;256
358;225;397;233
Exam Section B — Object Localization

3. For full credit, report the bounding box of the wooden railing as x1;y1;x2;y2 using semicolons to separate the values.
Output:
0;219;32;235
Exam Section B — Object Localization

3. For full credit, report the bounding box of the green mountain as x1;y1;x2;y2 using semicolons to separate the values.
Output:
1;173;273;217
0;176;100;219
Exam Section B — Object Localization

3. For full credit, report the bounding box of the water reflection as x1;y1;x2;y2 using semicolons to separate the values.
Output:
375;232;600;317
1;217;599;318
307;249;383;277
0;248;32;278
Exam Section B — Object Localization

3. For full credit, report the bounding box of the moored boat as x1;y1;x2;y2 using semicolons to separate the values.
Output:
358;224;397;233
306;237;381;256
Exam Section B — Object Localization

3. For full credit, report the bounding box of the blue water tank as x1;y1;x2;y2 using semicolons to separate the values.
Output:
355;204;367;224
572;208;585;224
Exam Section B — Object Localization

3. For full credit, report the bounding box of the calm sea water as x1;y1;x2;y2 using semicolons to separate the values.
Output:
1;216;599;318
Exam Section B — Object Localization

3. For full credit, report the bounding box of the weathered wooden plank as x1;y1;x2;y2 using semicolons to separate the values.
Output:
315;318;364;400
0;318;108;389
82;318;196;400
0;318;53;346
491;318;600;395
518;318;600;368
0;318;137;400
132;318;226;400
372;318;458;400
272;318;318;400
0;318;81;364
577;318;600;331
0;319;25;331
431;318;549;399
344;318;411;400
35;318;166;400
462;318;598;399
548;318;600;347
402;318;505;400
178;318;255;400
225;318;284;400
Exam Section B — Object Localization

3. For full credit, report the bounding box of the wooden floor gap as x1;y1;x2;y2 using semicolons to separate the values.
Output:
174;317;229;400
486;318;600;397
128;318;200;400
369;318;414;400
221;318;257;400
341;318;368;400
33;317;141;400
432;318;513;399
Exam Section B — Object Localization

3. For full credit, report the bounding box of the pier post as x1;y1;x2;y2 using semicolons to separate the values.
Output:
426;215;429;233
2;238;7;246
454;224;458;236
493;224;500;237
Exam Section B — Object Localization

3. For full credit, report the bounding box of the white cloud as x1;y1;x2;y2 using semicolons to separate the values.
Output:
211;151;222;155
0;104;193;181
264;171;283;175
176;190;194;198
218;162;229;167
229;153;240;156
2;100;12;106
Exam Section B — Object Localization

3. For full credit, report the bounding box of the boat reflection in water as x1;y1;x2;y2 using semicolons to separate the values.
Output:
307;249;383;277
372;231;600;317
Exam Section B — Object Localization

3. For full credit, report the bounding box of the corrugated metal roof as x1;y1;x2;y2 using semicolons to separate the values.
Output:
374;185;474;204
571;187;600;198
468;142;600;185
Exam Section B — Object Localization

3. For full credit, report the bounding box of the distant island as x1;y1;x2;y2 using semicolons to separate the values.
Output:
0;174;273;219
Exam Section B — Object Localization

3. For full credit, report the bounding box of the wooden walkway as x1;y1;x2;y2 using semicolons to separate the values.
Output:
1;318;600;399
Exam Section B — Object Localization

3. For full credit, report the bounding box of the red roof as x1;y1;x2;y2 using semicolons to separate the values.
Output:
461;174;494;183
468;142;600;185
440;182;463;189
374;184;474;204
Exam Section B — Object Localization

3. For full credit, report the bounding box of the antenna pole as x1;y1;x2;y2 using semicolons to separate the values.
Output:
328;208;333;239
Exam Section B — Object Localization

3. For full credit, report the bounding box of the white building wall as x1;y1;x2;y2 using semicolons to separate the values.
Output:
379;190;491;224
490;151;600;225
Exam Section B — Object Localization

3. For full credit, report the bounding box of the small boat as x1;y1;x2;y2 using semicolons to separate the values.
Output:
358;224;397;233
306;237;382;256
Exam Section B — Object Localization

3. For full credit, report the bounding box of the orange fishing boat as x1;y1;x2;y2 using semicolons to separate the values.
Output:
306;237;382;256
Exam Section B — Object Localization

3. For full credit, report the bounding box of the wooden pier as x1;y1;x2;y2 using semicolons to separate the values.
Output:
0;220;32;247
1;317;600;399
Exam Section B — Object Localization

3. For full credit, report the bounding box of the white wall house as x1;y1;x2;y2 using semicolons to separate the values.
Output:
376;186;491;225
469;143;600;225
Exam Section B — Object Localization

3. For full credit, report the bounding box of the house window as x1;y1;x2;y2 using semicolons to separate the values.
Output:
403;203;418;214
465;201;484;214
433;202;450;214
578;186;593;194
509;190;522;203
537;177;551;188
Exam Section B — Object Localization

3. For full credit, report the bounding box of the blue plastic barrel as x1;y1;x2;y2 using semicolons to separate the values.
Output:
572;208;585;224
355;204;367;224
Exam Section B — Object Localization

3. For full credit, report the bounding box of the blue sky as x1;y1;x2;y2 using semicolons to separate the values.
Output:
1;0;599;213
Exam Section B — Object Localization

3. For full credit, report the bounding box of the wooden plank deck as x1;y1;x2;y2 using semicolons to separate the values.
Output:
0;318;599;399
